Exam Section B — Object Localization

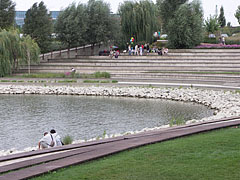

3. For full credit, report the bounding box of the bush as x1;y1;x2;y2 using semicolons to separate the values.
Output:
62;135;73;145
94;72;111;78
203;36;218;44
226;35;240;45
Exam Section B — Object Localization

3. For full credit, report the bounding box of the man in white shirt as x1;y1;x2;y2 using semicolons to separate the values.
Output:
38;132;55;149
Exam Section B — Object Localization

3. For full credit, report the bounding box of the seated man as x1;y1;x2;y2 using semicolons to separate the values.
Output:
38;132;55;149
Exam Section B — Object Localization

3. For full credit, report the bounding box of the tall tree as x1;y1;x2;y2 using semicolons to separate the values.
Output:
23;1;53;53
55;3;88;48
0;0;15;29
205;15;220;34
167;0;204;49
157;0;187;32
86;0;113;47
119;0;159;44
235;5;240;25
0;29;40;77
218;6;226;28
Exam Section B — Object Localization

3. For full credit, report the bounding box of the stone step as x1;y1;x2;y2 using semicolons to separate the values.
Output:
43;60;240;65
74;55;240;60
111;72;240;79
36;62;240;68
169;49;240;53
19;66;240;71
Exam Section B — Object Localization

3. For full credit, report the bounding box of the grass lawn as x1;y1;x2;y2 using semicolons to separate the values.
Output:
33;128;240;180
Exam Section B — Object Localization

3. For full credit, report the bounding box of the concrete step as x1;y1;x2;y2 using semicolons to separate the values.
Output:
111;72;240;79
75;55;240;60
18;66;240;72
43;60;240;65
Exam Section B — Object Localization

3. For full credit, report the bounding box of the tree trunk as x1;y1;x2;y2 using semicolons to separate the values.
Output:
27;49;31;75
91;44;94;56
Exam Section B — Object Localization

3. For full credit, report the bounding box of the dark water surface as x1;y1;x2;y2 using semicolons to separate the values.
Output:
0;94;214;151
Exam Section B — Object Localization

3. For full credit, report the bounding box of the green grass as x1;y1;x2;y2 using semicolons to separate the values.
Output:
94;72;111;78
21;73;66;78
14;72;111;79
58;80;77;83
112;80;118;83
0;80;11;82
83;80;117;84
32;128;240;180
83;80;100;83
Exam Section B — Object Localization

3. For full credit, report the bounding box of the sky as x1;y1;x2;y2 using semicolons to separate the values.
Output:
13;0;239;26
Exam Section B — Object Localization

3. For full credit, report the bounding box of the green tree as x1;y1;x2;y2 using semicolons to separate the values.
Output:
235;5;240;25
0;29;40;77
157;0;187;32
218;6;226;28
0;0;15;29
119;0;159;44
23;1;53;53
167;0;204;49
205;15;220;34
55;3;88;48
86;0;113;48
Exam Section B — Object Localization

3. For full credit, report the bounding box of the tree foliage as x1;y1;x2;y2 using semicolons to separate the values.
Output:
235;5;240;25
167;0;204;49
218;6;226;28
23;1;53;53
0;0;15;29
119;0;159;44
55;0;115;49
86;0;113;45
157;0;187;32
55;3;88;48
0;29;40;77
205;15;220;34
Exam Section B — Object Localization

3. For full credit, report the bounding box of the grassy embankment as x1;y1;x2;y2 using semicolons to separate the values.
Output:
0;72;118;84
33;127;240;180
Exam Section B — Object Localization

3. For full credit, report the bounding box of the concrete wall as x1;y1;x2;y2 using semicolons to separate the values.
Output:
40;44;109;61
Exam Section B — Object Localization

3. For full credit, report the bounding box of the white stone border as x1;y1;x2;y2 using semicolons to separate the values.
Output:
0;84;240;156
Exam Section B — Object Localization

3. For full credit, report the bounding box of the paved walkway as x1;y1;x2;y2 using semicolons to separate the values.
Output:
0;116;240;180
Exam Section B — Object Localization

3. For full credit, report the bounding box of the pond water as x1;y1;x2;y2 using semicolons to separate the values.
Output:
0;95;214;151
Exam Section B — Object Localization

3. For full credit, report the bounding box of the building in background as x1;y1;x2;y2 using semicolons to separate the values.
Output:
15;11;60;27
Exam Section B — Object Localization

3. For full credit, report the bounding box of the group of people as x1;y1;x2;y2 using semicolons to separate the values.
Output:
110;49;120;59
38;129;63;149
128;44;148;56
128;44;168;56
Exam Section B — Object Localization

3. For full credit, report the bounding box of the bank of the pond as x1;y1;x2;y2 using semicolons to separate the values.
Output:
0;84;240;156
32;127;240;180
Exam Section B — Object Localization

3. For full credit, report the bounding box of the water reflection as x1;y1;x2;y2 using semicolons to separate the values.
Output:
0;95;214;151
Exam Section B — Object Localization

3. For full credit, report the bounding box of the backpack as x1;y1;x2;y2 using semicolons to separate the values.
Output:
49;134;55;147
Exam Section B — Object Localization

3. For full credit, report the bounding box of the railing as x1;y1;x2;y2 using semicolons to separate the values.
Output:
40;43;107;61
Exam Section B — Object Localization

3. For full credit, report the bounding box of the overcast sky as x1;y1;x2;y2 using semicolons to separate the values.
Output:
13;0;239;26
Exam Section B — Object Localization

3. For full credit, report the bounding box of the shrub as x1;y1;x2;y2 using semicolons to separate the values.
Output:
94;72;111;78
203;36;218;44
62;135;73;145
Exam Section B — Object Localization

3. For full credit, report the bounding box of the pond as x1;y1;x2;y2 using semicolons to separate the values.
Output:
0;95;214;152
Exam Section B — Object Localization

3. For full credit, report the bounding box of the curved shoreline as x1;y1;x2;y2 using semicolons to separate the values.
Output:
0;84;240;156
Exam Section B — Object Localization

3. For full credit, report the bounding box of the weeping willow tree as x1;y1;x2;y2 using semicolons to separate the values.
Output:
119;0;159;44
0;29;40;77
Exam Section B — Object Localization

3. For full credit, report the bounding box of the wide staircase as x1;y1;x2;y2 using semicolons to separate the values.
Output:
17;49;240;87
